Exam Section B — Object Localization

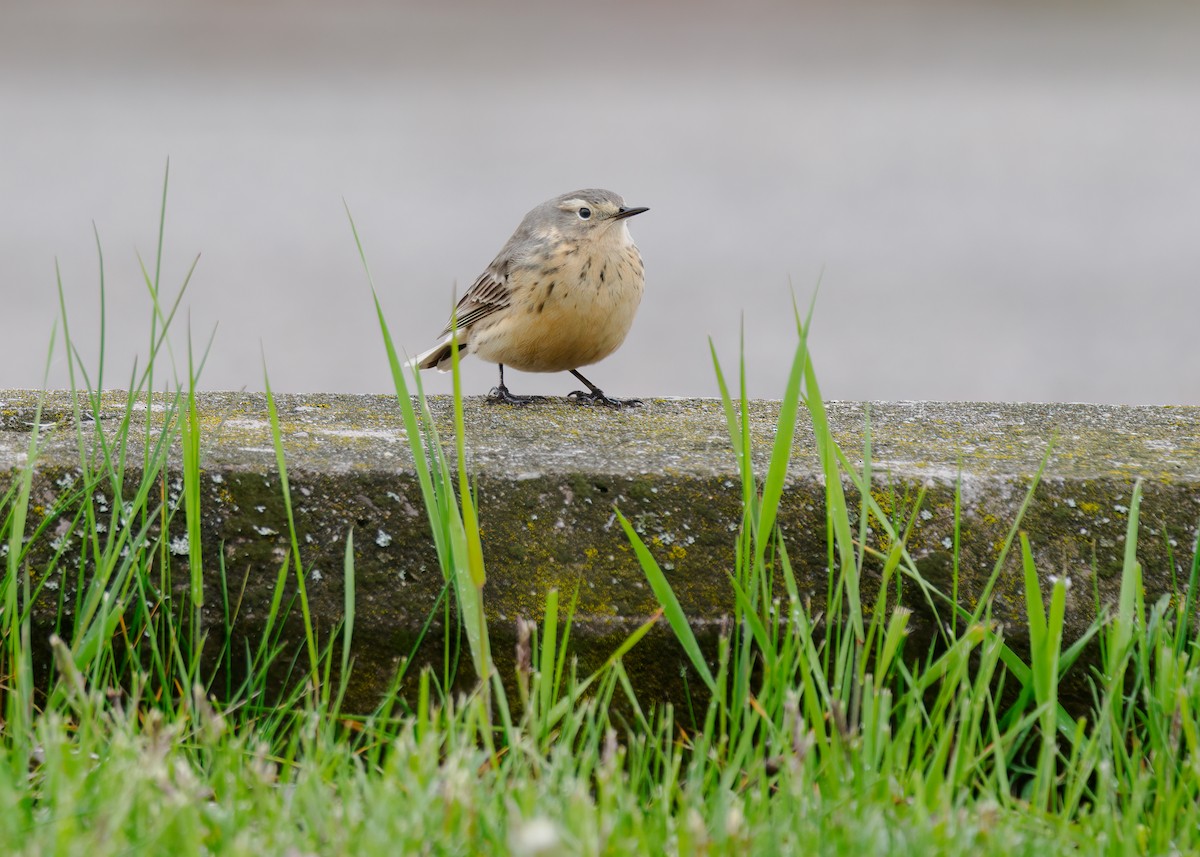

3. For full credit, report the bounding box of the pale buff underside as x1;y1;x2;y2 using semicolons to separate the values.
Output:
422;233;645;374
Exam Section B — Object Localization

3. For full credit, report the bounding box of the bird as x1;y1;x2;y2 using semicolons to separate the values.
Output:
411;188;648;407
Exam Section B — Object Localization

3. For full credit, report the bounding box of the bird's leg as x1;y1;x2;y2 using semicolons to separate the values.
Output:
487;364;546;405
567;370;642;408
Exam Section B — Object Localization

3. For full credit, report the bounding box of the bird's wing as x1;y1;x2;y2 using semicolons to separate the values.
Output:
439;264;512;335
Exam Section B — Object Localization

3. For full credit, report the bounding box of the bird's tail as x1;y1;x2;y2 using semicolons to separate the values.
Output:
408;332;462;373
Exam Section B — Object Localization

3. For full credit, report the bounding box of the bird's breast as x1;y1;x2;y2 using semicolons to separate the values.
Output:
472;241;645;373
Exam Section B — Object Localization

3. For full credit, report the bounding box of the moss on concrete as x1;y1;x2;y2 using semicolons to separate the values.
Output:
2;390;1198;711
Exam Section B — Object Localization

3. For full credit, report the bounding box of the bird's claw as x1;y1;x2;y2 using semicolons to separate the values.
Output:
487;385;546;405
567;389;642;409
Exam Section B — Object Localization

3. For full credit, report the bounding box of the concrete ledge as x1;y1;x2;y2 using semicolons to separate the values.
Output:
3;391;1199;710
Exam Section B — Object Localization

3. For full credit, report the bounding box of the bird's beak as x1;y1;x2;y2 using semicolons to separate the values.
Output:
612;206;649;220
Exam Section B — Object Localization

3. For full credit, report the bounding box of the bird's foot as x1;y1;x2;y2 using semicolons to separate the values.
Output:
487;385;546;405
567;389;643;408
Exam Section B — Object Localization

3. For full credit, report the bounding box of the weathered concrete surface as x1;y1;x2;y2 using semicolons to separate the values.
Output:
2;391;1199;711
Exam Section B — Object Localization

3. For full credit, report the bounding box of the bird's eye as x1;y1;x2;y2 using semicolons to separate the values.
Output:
577;207;591;220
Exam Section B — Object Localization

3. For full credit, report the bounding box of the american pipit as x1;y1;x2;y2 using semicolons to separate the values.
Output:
412;188;648;407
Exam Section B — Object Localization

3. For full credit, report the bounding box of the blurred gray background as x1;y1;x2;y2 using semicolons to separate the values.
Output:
2;0;1198;404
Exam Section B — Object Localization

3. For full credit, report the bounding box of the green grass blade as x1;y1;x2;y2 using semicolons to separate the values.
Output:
618;509;715;694
341;527;356;682
263;359;321;686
